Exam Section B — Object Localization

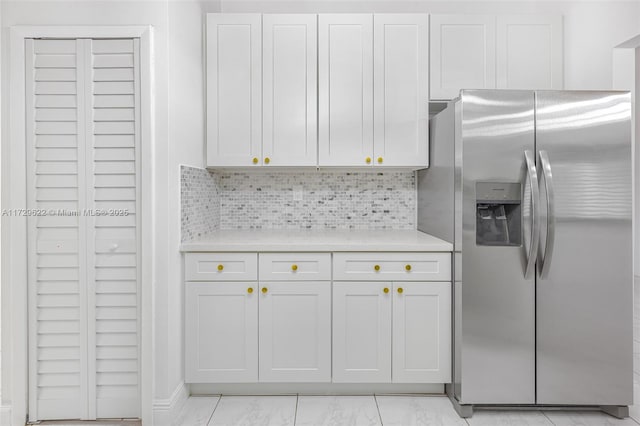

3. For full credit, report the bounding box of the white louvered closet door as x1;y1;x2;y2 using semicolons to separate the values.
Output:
26;38;141;422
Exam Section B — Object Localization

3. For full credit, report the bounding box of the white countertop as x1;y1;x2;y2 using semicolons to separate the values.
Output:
180;230;452;252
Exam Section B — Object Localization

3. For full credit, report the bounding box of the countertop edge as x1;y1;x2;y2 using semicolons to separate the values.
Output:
180;231;453;253
180;243;453;252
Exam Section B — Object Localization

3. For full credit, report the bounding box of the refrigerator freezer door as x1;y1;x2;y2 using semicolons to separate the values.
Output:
458;90;536;404
535;91;633;405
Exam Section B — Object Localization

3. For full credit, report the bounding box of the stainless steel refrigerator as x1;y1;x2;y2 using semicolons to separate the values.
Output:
418;90;633;418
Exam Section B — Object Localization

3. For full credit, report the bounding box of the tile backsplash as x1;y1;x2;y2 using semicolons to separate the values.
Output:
181;165;220;241
181;166;416;241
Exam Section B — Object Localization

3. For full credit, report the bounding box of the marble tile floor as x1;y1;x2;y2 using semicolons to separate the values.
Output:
174;394;640;426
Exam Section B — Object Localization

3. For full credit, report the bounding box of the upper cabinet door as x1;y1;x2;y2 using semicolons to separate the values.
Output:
496;15;563;90
373;14;429;168
206;14;262;167
319;14;374;167
263;15;317;167
430;15;496;100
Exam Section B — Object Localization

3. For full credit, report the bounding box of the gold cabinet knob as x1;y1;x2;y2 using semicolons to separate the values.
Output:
262;287;268;294
374;264;381;271
365;157;372;164
383;287;389;294
252;157;259;164
247;287;254;294
397;287;404;294
405;264;412;271
217;264;224;271
291;264;298;271
264;157;270;164
377;157;383;164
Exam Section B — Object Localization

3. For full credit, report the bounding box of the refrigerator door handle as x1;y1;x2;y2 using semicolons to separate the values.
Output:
538;150;555;278
524;150;540;279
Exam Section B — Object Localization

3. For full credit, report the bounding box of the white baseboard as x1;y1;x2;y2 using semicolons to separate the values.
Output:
1;404;12;426
152;382;189;426
190;383;445;395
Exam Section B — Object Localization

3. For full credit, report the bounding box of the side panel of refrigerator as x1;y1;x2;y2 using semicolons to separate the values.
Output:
536;91;633;405
459;90;536;404
417;102;456;243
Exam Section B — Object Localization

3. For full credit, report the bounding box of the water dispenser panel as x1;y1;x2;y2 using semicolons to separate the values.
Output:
476;182;522;246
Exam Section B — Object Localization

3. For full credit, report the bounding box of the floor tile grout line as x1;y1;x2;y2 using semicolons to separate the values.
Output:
541;410;557;426
373;394;384;426
205;395;222;426
293;394;299;426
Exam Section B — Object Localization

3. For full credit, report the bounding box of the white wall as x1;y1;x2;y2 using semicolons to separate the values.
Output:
221;0;640;90
167;0;220;407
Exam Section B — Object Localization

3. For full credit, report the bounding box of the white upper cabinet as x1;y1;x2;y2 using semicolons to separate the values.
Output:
496;15;563;90
206;14;262;167
318;14;374;167
263;14;317;166
430;14;563;99
207;13;431;169
374;14;429;167
430;15;496;100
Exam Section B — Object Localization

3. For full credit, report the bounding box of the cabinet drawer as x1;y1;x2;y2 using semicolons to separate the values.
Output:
333;252;451;281
259;253;331;281
185;253;258;281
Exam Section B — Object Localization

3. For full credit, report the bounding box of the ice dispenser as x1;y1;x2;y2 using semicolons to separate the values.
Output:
476;182;522;246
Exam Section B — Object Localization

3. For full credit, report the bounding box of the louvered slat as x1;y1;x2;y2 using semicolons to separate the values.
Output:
36;68;77;81
93;68;134;82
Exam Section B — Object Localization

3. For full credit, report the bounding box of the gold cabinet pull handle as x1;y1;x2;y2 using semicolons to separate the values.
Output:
374;264;381;271
262;287;268;294
291;264;298;271
377;156;383;164
264;157;271;164
366;157;372;164
252;157;259;164
383;287;389;294
405;264;412;271
397;287;404;294
217;264;224;271
247;287;254;294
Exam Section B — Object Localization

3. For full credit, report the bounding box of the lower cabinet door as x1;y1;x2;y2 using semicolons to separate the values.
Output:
185;282;258;383
259;281;331;382
392;281;451;383
332;282;392;382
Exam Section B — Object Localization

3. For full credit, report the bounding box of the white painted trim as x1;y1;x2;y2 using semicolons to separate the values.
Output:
152;382;189;426
4;25;154;426
9;25;152;39
0;405;11;426
189;383;445;395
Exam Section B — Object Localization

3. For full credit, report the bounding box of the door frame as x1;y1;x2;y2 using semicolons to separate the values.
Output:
3;25;154;426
